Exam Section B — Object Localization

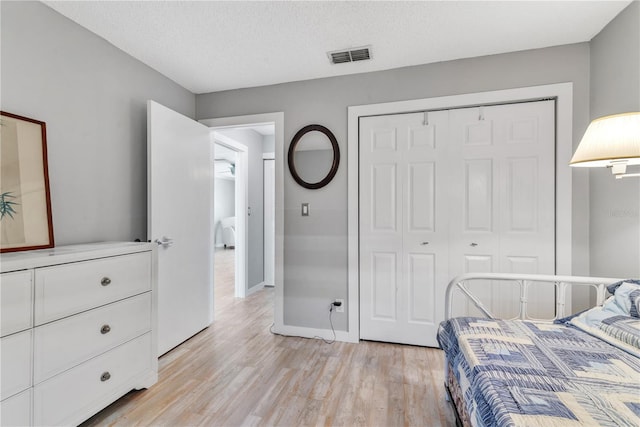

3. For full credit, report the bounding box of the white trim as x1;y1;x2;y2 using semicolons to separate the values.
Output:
213;134;248;299
247;281;265;296
200;112;284;331
275;325;357;343
263;152;275;160
347;83;574;343
263;158;276;288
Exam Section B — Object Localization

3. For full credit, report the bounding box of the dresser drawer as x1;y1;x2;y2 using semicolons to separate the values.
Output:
33;332;152;426
34;252;151;325
0;330;32;400
1;389;31;427
34;293;152;383
1;270;33;337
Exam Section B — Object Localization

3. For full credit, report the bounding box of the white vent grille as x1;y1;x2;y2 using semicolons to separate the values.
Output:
328;46;372;65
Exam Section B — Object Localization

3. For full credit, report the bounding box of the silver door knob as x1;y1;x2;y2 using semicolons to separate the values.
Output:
100;324;111;334
100;277;111;286
100;372;111;382
155;237;174;247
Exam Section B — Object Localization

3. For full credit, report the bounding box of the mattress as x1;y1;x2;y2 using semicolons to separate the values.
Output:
438;317;640;427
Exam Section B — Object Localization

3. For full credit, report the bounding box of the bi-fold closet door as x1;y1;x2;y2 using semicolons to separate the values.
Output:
359;100;555;347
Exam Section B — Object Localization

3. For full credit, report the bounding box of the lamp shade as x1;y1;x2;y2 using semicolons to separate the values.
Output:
570;112;640;167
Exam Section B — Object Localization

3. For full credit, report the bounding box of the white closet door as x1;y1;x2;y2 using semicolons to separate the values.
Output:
359;100;556;346
359;111;449;347
448;100;556;320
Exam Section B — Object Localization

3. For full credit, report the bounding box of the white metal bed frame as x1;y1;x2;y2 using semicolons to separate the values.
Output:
444;273;623;321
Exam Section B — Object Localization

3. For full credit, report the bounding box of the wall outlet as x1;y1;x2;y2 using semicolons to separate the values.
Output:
333;299;345;313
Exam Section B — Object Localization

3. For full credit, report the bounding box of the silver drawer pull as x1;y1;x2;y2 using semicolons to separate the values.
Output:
421;241;429;245
100;372;111;382
470;243;478;247
100;324;111;334
100;277;111;286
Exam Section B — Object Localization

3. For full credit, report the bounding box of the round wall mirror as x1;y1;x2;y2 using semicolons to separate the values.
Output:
288;124;340;189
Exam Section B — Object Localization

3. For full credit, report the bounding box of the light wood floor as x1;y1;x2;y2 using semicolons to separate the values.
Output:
82;248;456;426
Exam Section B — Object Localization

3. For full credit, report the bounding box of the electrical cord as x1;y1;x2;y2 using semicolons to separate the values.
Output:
268;304;336;344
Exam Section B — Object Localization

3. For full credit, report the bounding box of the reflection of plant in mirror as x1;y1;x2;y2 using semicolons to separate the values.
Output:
0;192;19;219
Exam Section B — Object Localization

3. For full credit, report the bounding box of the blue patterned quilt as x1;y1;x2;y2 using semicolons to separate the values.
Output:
438;317;640;427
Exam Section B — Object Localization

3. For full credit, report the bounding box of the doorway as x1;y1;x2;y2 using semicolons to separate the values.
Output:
211;124;276;303
213;142;240;303
213;133;248;300
200;112;284;330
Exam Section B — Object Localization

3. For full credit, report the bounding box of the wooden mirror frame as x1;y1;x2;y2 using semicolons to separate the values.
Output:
288;124;340;190
0;111;54;253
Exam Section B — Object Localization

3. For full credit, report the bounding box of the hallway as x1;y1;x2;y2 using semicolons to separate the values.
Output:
214;247;238;313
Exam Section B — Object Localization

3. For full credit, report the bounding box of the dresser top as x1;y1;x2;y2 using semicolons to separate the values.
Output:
1;242;155;273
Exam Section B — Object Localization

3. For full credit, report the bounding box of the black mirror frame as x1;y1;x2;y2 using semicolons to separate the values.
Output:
288;124;340;190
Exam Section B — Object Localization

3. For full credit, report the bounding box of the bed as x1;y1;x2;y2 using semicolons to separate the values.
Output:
437;273;640;427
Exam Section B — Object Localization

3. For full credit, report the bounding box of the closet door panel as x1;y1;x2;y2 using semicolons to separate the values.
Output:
449;101;555;319
464;159;494;232
371;252;398;320
495;101;556;319
371;164;398;232
407;253;436;324
506;157;538;231
360;116;404;343
360;111;449;347
408;162;435;232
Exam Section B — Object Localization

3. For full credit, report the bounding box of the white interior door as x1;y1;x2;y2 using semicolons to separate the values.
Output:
148;100;213;356
359;111;450;347
448;100;556;320
263;159;275;287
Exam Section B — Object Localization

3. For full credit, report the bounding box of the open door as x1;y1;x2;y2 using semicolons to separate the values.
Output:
148;100;213;356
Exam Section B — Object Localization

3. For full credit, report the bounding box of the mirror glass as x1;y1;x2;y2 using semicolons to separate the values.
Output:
293;131;334;184
288;124;340;189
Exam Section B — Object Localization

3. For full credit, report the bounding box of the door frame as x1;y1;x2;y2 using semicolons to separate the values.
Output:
347;83;574;343
213;134;249;298
263;154;275;287
200;113;284;327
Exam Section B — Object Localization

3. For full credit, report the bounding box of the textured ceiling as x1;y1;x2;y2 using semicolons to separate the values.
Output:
43;1;631;94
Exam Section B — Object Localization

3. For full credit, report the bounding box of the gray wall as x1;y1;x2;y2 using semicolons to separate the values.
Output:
1;1;195;245
197;43;593;330
262;135;275;153
589;1;640;279
213;178;235;247
215;128;265;289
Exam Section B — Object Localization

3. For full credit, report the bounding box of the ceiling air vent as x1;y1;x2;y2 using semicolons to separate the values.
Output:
328;46;372;65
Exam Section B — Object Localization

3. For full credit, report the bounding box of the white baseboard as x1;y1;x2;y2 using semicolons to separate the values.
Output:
246;282;265;296
273;324;357;343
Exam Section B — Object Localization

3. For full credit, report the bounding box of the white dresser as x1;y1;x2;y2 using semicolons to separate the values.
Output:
0;242;158;426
